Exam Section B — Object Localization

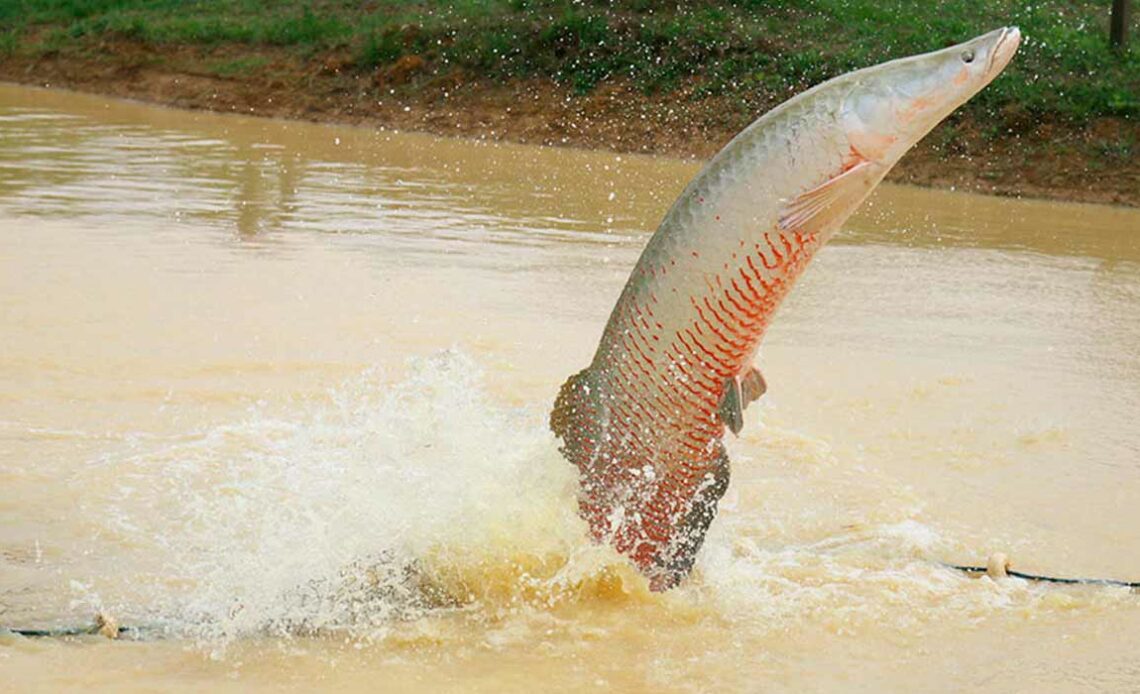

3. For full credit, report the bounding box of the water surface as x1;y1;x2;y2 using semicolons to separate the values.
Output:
2;82;1140;691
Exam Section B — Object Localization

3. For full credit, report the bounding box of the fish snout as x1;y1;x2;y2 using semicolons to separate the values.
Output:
986;26;1021;80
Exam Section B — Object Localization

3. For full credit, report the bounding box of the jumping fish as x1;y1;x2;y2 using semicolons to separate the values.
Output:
551;28;1021;590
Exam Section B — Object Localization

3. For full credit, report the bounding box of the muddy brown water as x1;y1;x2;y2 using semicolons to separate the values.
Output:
2;82;1139;692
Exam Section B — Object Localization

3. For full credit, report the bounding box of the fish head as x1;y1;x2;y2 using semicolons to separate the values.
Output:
840;27;1020;165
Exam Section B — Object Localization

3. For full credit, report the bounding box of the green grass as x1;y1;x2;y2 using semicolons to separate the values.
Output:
1;0;1137;122
1094;133;1136;161
206;54;268;77
0;28;18;57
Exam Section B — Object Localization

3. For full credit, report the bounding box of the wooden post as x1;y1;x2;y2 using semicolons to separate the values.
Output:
1111;0;1131;50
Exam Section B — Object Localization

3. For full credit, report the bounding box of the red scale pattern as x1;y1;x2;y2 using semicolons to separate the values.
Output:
581;225;821;577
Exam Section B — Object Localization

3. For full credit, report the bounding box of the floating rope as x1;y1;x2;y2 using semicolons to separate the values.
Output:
3;612;154;640
6;554;1138;639
948;552;1140;589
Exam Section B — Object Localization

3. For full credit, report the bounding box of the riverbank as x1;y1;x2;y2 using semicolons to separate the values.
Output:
1;1;1137;206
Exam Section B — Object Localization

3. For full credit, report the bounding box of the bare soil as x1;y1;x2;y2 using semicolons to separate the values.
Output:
3;42;1137;207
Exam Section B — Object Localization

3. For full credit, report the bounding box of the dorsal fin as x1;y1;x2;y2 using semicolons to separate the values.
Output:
550;368;589;439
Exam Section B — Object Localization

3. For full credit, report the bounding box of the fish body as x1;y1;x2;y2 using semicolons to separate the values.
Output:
552;28;1021;590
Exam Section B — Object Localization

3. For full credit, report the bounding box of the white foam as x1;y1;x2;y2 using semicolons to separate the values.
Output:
92;351;588;643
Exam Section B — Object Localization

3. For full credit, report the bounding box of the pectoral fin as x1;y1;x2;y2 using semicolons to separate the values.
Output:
778;158;881;239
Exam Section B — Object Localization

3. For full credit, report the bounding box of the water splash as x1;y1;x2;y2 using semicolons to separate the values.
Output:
54;350;1130;653
83;351;608;643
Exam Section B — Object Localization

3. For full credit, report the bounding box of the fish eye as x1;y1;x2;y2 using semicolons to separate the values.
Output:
961;49;975;64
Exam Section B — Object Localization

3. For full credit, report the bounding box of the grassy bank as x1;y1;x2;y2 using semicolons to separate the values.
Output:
0;1;1137;204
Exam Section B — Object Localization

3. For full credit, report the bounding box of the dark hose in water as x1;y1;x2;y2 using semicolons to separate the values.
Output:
5;557;1138;639
948;565;1140;588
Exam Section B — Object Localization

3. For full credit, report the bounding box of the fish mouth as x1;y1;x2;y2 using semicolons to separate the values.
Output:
985;26;1021;80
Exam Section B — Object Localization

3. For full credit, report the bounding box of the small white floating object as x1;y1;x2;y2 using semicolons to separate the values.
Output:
95;612;119;640
986;552;1011;579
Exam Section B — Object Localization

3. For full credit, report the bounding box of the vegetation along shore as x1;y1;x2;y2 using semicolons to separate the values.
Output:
1;1;1137;206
